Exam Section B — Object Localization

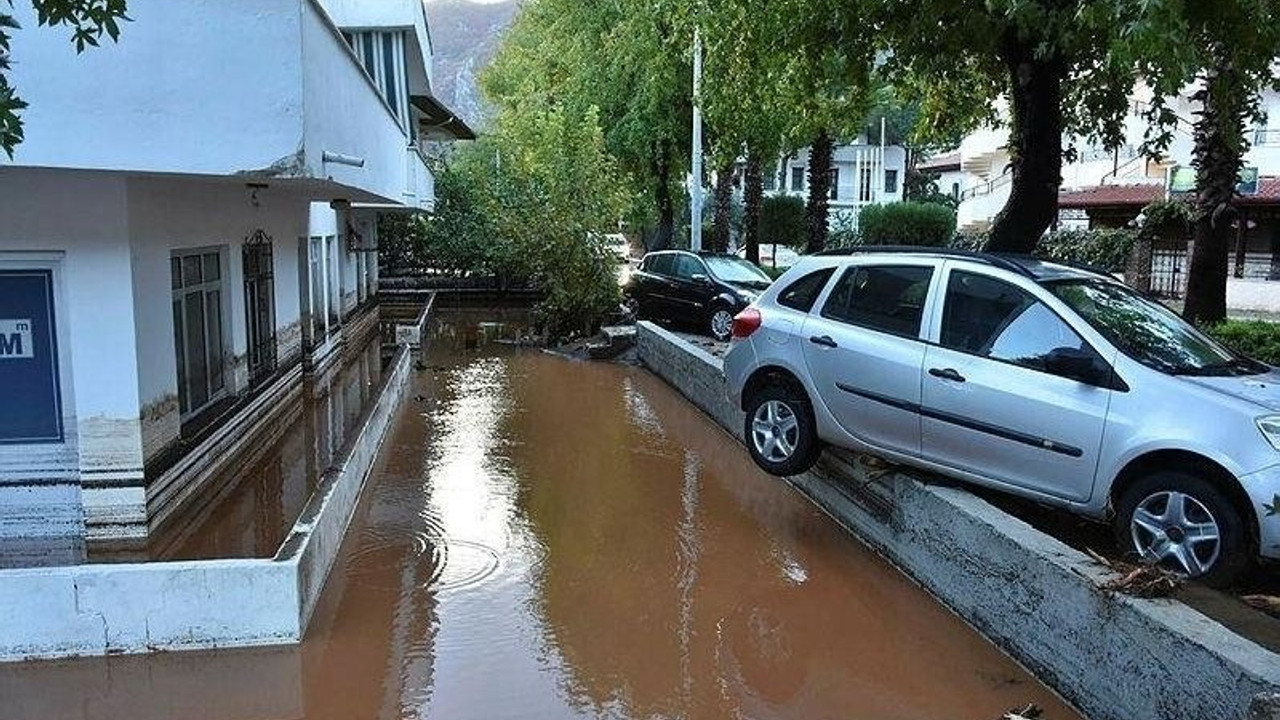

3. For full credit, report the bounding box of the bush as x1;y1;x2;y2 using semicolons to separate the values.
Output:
858;202;957;247
1207;320;1280;365
760;195;806;248
1036;228;1136;273
949;230;989;251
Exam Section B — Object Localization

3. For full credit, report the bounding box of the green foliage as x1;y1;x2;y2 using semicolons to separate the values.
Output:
1;0;129;156
1206;320;1280;366
949;231;989;251
1036;228;1137;273
904;167;959;209
385;104;632;337
858;202;956;247
759;195;806;248
1138;198;1193;242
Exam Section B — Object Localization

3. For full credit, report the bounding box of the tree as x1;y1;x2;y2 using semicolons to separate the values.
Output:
1127;0;1280;324
866;0;1139;252
483;0;691;251
1;0;129;156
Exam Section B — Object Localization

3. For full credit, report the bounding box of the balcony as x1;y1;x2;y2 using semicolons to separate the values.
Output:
7;0;430;209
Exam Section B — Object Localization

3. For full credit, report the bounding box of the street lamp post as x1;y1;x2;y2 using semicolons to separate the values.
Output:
690;29;704;252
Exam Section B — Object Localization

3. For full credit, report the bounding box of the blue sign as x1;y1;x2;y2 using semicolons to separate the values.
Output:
0;270;63;444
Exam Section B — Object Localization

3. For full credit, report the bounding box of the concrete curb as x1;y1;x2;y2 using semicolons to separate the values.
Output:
636;321;1280;720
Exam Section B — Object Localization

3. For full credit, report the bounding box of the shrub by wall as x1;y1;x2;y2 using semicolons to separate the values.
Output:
1036;228;1137;272
1208;320;1280;366
859;202;957;247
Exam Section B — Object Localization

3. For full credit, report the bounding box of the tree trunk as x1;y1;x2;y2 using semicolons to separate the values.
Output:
711;161;735;253
1183;53;1246;325
743;150;764;264
806;129;834;254
987;34;1066;254
650;141;675;251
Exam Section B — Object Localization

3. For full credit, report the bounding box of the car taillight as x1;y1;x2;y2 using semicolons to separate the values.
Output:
731;307;762;339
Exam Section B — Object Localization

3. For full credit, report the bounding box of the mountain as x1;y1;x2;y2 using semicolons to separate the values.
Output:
426;0;522;130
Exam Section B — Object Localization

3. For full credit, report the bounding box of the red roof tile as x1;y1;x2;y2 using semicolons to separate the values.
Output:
1238;176;1280;204
1058;184;1163;209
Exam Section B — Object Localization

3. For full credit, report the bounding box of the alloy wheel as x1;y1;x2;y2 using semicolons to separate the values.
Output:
1129;490;1222;577
751;400;799;462
710;309;735;340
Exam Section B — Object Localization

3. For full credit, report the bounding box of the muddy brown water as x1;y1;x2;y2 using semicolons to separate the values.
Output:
0;310;1084;720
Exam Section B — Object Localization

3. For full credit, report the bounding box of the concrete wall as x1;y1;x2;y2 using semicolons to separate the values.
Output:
636;321;1280;720
0;337;413;662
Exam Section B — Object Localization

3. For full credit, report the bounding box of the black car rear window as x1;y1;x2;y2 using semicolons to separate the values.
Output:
646;253;675;276
777;268;835;312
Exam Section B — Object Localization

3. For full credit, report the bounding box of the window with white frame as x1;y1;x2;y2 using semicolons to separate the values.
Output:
884;169;899;195
345;31;411;130
791;167;806;192
171;249;227;417
830;169;840;200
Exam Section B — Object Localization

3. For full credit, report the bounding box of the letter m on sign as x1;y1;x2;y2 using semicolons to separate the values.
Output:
0;320;34;359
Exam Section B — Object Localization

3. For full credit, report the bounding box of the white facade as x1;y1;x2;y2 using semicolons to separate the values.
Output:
0;0;465;545
952;87;1280;232
766;138;909;231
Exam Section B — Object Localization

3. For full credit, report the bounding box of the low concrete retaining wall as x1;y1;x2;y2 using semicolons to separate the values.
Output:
637;321;1280;720
0;341;413;662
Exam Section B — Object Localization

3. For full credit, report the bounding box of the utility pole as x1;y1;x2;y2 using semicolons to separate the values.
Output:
690;29;704;251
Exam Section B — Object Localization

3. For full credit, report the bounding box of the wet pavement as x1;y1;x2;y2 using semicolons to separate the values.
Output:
0;309;1084;720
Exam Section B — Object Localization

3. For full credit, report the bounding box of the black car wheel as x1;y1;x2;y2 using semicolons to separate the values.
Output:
1113;470;1251;587
743;384;820;476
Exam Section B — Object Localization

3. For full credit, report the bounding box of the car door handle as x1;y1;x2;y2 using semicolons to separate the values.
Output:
928;367;966;383
809;335;838;348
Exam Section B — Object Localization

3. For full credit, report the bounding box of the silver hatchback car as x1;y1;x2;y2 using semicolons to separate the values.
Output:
724;247;1280;586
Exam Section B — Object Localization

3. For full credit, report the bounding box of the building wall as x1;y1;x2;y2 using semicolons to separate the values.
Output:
127;178;308;466
0;169;139;536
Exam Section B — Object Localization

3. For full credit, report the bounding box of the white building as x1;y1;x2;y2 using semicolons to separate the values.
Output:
0;0;470;548
765;138;909;231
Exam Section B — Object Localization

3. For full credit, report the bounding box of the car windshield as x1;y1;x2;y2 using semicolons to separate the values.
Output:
1046;279;1264;376
704;256;771;284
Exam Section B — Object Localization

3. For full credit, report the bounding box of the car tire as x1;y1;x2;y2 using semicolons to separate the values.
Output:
1112;470;1252;588
709;305;735;342
743;384;821;477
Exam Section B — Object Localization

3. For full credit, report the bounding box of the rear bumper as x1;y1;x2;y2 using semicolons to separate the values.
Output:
722;340;757;410
1239;464;1280;559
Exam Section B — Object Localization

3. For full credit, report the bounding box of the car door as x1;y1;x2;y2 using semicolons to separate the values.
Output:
919;265;1113;502
668;253;716;315
800;260;939;457
633;253;675;316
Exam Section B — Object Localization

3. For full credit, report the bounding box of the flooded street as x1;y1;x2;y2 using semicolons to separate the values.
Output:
0;310;1084;720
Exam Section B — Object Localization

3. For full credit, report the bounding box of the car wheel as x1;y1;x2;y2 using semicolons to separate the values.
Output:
743;384;820;477
709;306;735;341
1113;470;1251;587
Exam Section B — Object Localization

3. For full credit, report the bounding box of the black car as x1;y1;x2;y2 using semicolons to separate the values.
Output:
624;250;773;340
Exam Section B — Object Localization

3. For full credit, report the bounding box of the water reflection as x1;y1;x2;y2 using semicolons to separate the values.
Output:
0;310;1084;720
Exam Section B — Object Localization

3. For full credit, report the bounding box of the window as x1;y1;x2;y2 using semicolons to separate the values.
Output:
830;169;840;200
646;253;675;276
821;265;933;337
172;249;227;416
778;268;835;312
859;165;874;202
791;167;806;193
951;182;960;199
673;254;706;281
884;169;899;195
382;34;398;112
763;171;776;191
941;271;1089;373
349;31;409;128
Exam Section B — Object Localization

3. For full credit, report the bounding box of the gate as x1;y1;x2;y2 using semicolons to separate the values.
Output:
244;229;278;387
1150;248;1186;300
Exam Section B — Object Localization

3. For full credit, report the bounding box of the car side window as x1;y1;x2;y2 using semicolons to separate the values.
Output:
821;265;933;337
941;271;1090;372
673;254;705;281
647;253;674;276
777;268;835;312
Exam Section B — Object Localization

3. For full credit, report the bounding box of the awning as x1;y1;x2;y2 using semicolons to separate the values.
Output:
411;94;476;141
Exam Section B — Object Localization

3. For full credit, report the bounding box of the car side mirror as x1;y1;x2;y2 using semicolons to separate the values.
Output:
1044;346;1106;386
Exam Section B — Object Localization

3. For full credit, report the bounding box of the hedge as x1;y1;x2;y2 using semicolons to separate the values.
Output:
1207;320;1280;366
1035;228;1137;273
859;202;957;247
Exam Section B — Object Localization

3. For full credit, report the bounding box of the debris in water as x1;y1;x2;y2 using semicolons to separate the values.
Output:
1000;705;1043;720
1086;549;1182;598
1242;595;1280;619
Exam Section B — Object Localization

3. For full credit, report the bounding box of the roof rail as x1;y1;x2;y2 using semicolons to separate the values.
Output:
815;245;1037;278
